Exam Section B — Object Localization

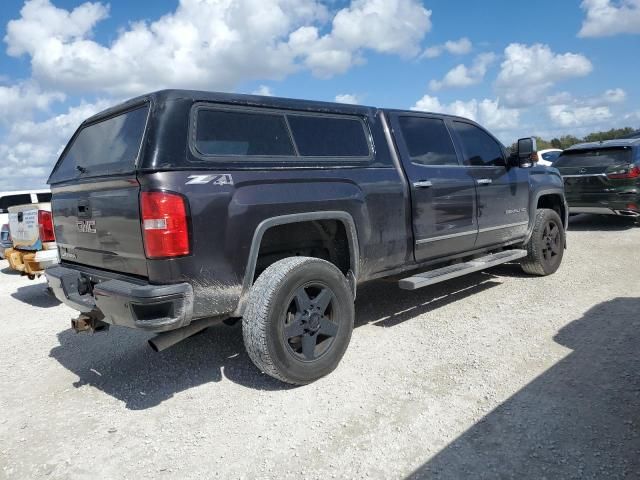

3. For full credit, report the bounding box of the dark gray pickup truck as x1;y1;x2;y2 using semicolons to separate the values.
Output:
46;90;567;384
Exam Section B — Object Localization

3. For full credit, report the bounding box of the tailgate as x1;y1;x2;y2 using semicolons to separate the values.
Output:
48;103;150;277
52;179;147;277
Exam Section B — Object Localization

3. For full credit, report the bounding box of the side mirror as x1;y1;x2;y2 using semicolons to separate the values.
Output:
511;137;537;168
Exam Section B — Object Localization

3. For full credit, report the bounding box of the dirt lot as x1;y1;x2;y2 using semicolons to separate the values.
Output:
1;214;639;480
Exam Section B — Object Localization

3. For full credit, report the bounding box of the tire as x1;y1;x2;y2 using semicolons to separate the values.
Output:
521;208;565;276
242;257;354;385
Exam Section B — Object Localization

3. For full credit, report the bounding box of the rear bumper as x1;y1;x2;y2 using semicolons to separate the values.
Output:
45;265;194;332
566;192;640;217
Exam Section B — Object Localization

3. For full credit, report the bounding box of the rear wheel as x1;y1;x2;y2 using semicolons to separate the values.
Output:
521;208;565;276
242;257;354;385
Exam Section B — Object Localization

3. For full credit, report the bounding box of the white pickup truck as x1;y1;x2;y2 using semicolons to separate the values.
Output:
4;202;59;278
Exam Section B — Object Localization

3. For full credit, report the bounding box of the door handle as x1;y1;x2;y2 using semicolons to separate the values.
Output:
413;180;433;188
476;178;492;185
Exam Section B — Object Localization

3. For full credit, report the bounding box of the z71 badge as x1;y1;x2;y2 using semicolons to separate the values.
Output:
186;174;234;186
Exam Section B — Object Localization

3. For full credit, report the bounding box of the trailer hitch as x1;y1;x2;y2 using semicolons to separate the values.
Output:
71;313;109;334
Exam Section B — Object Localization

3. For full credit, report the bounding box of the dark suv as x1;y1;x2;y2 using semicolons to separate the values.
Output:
45;90;567;384
555;138;640;218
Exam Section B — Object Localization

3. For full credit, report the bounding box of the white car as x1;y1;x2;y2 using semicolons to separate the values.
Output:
536;149;563;166
0;190;51;227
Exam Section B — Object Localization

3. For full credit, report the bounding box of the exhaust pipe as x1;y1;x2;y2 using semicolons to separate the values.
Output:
71;313;109;333
148;316;225;352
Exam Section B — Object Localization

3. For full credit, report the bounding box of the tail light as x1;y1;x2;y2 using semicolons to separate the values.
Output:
607;165;640;179
38;210;55;242
140;191;190;258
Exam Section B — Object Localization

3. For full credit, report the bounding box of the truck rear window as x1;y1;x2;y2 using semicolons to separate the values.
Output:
0;194;32;213
49;104;149;183
555;147;633;167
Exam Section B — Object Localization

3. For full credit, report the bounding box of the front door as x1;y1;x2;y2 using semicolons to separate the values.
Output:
390;113;478;262
449;120;530;248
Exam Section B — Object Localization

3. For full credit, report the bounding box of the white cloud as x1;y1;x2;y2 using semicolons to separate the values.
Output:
0;82;65;125
252;85;274;96
547;88;627;107
0;100;110;190
601;87;627;103
496;43;593;107
4;0;431;95
429;52;496;90
421;37;472;58
578;0;640;37
412;94;520;130
334;93;361;104
548;104;613;128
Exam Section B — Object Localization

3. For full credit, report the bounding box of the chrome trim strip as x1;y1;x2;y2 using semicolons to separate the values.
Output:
478;221;529;233
416;229;476;244
415;221;528;245
562;173;607;178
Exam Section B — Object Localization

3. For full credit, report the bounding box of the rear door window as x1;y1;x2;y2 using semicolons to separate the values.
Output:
398;117;459;166
286;115;370;157
452;121;505;167
49;104;149;183
0;194;32;213
555;148;633;167
194;109;295;156
36;193;52;203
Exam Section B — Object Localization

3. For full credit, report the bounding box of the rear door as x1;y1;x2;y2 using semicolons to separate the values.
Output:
450;120;529;248
48;103;150;277
390;113;477;262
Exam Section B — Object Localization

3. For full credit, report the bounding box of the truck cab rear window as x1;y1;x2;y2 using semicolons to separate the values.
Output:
0;194;32;213
49;105;149;183
195;110;295;156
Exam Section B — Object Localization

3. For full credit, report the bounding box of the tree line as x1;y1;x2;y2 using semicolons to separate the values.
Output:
511;127;640;151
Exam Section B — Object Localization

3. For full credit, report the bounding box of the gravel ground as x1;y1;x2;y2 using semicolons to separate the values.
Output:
1;214;639;480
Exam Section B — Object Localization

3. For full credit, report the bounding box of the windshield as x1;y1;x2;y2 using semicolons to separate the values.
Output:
554;147;633;168
49;104;149;183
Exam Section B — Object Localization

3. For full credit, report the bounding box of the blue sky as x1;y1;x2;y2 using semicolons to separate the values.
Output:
1;0;639;189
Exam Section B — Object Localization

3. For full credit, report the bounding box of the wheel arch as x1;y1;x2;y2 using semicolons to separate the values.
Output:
524;188;569;245
234;211;360;316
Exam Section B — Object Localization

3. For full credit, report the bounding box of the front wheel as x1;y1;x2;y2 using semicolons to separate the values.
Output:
242;257;354;385
521;208;565;276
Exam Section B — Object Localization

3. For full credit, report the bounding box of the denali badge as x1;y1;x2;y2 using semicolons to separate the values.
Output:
77;220;96;233
505;208;527;215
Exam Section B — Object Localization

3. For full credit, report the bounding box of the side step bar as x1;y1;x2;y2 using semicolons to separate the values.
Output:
398;249;528;290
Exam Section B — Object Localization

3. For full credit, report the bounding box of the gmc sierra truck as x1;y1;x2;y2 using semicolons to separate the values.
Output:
45;90;567;384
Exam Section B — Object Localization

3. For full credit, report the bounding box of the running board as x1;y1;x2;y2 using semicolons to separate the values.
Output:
398;249;528;290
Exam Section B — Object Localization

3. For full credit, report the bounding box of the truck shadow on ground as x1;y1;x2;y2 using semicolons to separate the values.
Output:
11;283;61;308
49;272;502;409
408;296;640;479
568;214;638;231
